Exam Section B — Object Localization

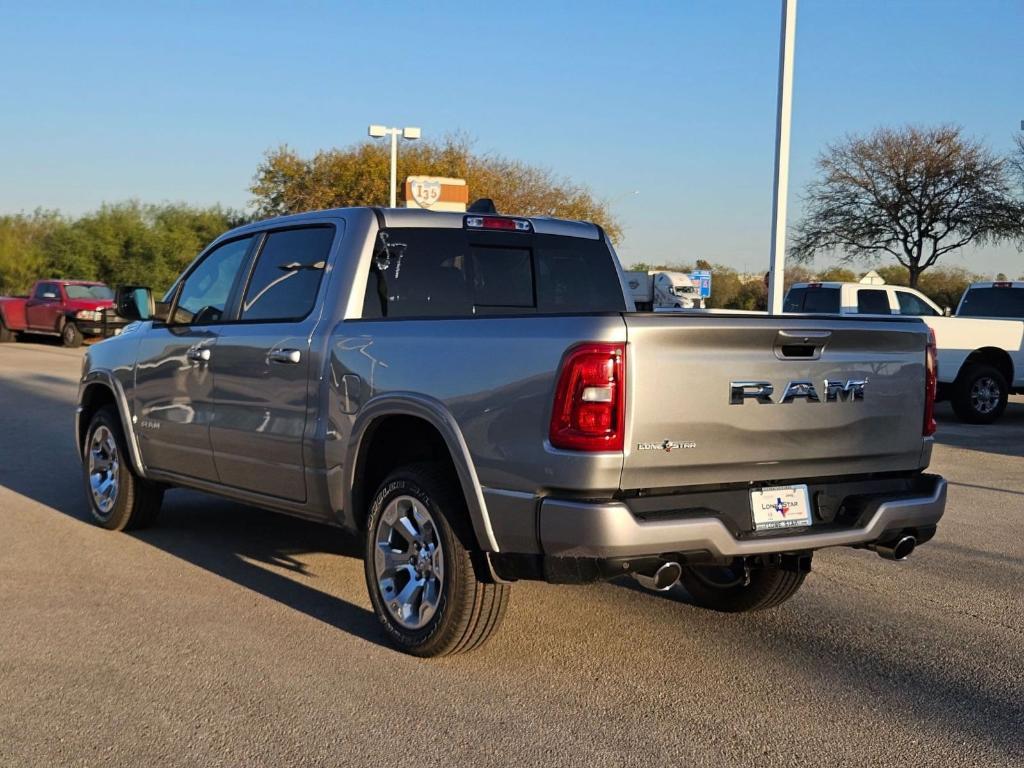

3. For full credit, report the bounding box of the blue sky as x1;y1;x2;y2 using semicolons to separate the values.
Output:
1;0;1021;275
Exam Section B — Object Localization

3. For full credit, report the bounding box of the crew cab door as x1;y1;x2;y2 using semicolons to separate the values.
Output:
133;235;256;482
25;282;62;331
208;225;336;502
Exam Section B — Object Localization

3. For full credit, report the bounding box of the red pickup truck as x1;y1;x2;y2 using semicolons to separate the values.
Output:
0;280;125;347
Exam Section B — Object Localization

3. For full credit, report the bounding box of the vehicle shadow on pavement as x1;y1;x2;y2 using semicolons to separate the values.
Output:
608;575;1024;758
132;492;388;647
932;400;1024;458
0;375;390;650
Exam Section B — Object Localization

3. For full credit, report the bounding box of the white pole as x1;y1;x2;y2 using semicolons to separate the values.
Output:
389;130;398;208
768;0;797;314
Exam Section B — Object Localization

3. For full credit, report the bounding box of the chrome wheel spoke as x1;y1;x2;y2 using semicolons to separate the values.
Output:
376;543;412;574
395;513;422;546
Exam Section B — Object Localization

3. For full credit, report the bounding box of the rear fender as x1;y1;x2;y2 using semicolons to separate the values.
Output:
343;393;498;552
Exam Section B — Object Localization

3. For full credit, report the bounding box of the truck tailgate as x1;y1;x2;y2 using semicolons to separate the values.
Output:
621;314;928;490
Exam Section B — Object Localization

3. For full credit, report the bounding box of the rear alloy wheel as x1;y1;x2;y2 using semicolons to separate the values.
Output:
951;363;1007;424
62;321;84;348
364;463;509;657
83;405;163;530
0;318;14;343
681;562;806;612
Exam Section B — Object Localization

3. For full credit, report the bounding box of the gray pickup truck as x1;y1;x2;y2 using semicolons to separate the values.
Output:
76;206;946;656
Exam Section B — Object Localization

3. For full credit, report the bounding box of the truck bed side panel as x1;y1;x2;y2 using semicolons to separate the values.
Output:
330;315;628;495
0;297;28;331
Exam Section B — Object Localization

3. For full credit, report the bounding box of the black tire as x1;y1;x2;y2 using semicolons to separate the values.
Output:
0;317;14;343
62;321;83;348
681;563;805;613
950;363;1008;424
364;463;509;657
82;405;163;531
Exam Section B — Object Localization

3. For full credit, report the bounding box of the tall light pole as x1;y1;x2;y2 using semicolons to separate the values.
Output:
767;0;797;314
368;124;421;207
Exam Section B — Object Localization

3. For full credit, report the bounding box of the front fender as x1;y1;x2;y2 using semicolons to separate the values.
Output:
77;370;147;478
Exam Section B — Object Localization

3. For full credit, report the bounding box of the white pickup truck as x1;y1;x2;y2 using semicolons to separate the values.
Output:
785;280;1024;424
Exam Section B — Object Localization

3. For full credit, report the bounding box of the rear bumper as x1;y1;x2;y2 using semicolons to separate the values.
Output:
538;475;946;559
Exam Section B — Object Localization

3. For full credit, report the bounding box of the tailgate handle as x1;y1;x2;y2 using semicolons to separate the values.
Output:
775;330;830;360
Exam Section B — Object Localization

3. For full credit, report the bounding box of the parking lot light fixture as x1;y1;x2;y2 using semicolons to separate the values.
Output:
368;124;422;207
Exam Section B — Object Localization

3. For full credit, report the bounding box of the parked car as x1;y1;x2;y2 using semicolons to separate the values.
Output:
785;281;1023;423
76;207;946;656
0;280;126;347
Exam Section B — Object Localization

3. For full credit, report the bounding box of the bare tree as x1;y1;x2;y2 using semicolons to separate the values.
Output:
791;126;1020;287
1012;133;1024;192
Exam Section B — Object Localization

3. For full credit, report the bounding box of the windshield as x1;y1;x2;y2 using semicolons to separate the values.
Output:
64;284;113;300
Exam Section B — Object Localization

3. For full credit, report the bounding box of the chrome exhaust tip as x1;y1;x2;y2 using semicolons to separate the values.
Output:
872;535;917;561
634;561;683;592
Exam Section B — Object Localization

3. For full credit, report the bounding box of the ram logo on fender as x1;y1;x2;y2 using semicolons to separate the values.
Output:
729;379;867;404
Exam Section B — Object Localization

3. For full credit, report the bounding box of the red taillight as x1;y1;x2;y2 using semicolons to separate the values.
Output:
923;328;938;436
549;343;625;452
993;281;1012;288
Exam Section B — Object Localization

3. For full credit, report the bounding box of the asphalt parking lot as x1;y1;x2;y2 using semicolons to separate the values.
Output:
0;341;1021;767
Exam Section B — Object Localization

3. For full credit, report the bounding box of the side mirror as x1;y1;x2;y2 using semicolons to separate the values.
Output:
115;285;162;322
943;306;952;317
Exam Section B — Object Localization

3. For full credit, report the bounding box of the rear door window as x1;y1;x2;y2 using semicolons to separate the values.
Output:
240;226;334;322
896;290;938;316
361;227;625;319
856;289;892;314
957;287;1024;318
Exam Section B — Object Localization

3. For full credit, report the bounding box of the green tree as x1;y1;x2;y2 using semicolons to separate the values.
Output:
0;210;67;294
251;135;623;243
791;125;1021;287
815;266;858;282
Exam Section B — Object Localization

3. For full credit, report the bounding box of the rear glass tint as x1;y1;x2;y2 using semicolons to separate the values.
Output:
784;286;840;313
361;227;625;318
957;287;1024;318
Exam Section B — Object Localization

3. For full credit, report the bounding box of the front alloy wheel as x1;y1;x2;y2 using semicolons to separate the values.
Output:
62;321;83;347
82;405;163;530
88;425;120;518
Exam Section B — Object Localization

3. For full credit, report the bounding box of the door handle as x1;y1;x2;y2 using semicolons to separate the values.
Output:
268;348;301;365
186;346;211;363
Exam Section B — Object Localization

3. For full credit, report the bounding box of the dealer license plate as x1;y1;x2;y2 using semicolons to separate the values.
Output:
750;484;813;532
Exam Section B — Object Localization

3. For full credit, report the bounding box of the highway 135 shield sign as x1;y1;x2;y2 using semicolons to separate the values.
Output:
410;178;442;209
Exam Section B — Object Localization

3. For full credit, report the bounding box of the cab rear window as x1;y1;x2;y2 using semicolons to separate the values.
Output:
957;287;1024;318
361;227;626;319
784;286;840;314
